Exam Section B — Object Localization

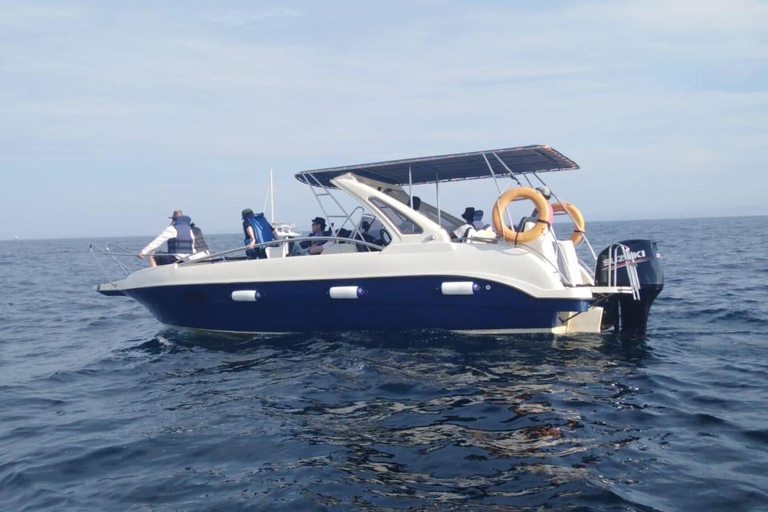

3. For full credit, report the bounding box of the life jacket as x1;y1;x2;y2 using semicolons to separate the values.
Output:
167;215;194;254
191;224;209;252
243;213;275;246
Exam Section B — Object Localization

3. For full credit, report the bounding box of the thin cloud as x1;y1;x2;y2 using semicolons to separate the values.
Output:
1;1;767;239
204;8;304;27
0;1;83;30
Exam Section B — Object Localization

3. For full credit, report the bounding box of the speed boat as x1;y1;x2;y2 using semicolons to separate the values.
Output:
94;145;663;335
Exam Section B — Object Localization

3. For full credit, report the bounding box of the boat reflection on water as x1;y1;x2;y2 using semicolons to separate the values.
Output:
138;329;651;507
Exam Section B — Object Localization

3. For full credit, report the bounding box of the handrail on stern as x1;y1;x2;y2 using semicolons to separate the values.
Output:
605;243;641;301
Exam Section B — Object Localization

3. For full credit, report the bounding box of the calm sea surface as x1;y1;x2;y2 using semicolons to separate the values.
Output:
1;216;767;511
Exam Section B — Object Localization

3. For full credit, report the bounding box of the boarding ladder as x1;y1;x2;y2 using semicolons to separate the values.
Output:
594;243;641;301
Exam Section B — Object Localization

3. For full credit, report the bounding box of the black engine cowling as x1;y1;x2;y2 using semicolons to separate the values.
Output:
596;239;664;335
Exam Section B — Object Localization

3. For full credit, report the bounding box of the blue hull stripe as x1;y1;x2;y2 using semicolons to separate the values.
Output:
126;275;588;332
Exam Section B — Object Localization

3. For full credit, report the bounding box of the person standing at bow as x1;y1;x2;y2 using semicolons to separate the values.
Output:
242;208;277;259
138;210;206;267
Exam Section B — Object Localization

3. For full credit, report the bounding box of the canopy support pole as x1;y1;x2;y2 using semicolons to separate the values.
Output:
409;165;413;208
489;152;523;189
435;173;441;227
484;153;515;229
482;153;504;194
270;168;275;221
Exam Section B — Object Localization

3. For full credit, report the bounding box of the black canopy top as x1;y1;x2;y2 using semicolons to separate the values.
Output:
295;145;578;188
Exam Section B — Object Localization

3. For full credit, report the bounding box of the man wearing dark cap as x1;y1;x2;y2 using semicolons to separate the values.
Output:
292;216;329;255
307;217;329;255
452;207;478;240
138;209;208;267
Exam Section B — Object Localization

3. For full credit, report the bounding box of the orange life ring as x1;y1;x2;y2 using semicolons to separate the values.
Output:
552;202;585;245
492;187;551;244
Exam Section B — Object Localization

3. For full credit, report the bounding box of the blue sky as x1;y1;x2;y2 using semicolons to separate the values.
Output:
1;0;766;240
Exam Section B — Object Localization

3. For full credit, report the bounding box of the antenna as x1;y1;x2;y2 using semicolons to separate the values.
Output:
270;168;275;221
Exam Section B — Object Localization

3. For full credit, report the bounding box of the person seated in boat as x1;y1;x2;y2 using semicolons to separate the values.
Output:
357;220;379;245
411;196;421;211
452;207;478;241
242;208;277;259
292;216;330;255
308;217;331;254
138;210;208;267
530;186;554;228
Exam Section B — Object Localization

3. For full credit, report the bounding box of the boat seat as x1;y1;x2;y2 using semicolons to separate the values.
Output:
355;232;381;252
516;216;536;232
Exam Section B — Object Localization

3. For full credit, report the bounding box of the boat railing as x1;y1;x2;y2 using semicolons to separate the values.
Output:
453;225;580;286
604;243;641;300
91;236;386;279
538;182;598;277
179;236;386;266
454;233;498;243
89;242;147;282
332;205;372;245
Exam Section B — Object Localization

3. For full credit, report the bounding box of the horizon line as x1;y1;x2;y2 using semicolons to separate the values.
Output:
1;213;765;243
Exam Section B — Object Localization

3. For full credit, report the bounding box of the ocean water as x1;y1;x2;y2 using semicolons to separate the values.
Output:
1;216;767;512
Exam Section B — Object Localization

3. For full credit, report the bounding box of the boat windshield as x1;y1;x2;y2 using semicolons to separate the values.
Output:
369;197;423;235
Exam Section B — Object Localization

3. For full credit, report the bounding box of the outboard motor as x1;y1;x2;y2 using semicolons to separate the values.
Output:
596;239;664;336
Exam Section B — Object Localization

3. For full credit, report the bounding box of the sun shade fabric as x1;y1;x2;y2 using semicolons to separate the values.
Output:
295;145;578;188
